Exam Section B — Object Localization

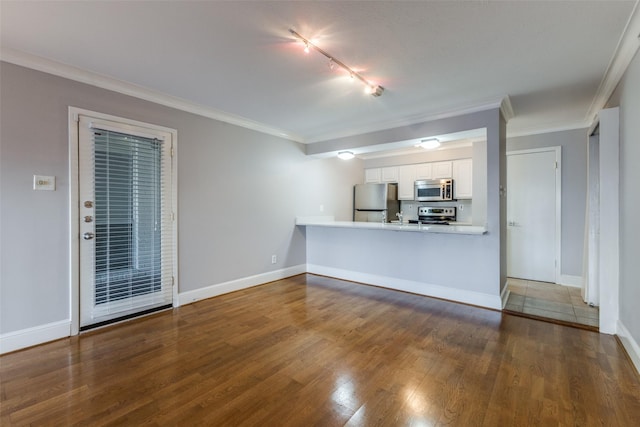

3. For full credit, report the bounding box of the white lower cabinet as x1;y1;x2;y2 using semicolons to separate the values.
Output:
452;158;473;199
398;165;416;200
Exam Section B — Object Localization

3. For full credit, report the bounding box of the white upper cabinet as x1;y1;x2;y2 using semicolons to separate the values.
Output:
397;165;416;200
380;166;399;182
452;158;473;199
415;163;433;180
364;167;398;183
367;159;472;199
432;161;453;179
364;168;381;183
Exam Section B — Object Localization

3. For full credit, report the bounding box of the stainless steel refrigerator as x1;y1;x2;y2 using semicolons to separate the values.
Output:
353;183;400;223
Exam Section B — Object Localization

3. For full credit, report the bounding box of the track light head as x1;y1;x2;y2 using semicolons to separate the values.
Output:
289;28;384;98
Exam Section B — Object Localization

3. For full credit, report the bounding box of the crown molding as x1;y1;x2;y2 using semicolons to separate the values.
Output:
0;48;305;143
585;0;640;126
500;95;515;122
507;121;590;139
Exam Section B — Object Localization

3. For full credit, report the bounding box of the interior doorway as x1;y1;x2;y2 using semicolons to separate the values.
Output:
503;146;598;327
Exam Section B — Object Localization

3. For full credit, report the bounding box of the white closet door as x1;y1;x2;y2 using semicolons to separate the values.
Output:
507;149;559;283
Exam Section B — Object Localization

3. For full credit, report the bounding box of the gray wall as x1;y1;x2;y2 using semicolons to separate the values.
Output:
306;108;506;300
0;62;363;334
607;50;640;348
507;128;587;277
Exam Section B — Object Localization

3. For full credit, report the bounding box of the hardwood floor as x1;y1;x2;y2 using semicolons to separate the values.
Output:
1;274;639;426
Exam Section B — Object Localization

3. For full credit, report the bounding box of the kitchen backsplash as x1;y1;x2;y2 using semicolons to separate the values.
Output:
400;199;473;224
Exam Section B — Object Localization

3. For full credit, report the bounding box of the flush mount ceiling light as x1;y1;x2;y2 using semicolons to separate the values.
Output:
416;138;441;150
337;151;355;160
289;28;384;97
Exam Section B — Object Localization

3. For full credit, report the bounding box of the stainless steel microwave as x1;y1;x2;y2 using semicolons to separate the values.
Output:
414;179;454;201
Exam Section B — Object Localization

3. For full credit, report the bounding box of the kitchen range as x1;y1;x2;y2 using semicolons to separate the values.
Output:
408;206;457;225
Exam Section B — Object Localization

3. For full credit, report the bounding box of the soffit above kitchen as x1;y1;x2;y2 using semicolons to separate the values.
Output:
1;1;637;144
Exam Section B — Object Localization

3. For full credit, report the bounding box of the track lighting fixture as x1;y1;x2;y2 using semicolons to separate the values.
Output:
289;28;384;97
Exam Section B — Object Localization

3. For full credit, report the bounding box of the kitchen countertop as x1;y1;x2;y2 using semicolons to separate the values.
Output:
296;217;487;235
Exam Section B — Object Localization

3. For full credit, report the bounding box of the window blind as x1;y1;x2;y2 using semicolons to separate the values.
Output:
91;127;172;318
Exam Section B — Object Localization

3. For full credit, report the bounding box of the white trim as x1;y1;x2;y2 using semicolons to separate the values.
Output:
68;107;179;332
500;95;515;123
178;265;307;306
2;48;303;143
307;264;503;310
507;147;562;284
0;320;70;355
597;108;620;335
69;112;80;336
507;121;590;139
501;285;511;309
585;0;640;126
617;320;640;375
559;274;582;288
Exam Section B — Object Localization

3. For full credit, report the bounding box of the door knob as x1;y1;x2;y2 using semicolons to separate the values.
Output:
83;232;95;240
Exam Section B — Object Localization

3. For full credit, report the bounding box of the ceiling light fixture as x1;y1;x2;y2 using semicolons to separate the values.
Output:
416;138;441;150
337;151;355;160
289;28;384;97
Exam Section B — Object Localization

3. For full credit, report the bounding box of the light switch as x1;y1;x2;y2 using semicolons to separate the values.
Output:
33;175;55;191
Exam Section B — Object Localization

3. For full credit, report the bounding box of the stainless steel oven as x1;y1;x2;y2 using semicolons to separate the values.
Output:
414;179;454;201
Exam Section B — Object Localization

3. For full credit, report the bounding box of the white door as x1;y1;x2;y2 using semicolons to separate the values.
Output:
507;148;559;282
78;115;174;328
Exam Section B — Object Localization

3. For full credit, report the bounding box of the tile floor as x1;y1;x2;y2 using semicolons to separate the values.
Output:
505;277;599;328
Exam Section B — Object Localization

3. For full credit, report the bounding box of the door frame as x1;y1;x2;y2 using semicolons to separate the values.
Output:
588;107;619;334
506;146;562;284
68;107;179;335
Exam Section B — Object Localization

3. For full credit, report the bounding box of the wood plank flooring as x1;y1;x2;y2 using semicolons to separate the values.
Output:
1;274;639;426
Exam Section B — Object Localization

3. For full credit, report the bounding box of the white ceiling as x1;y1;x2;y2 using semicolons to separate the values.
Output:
1;1;637;144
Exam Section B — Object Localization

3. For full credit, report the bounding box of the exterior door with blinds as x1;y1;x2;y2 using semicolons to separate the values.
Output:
78;115;174;328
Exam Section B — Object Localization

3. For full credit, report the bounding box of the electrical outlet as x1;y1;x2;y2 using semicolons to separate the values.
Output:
458;204;464;211
271;255;277;264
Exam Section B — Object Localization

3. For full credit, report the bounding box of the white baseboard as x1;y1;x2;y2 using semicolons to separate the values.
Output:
178;265;307;306
0;320;71;355
307;264;503;310
559;274;582;288
617;320;640;375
